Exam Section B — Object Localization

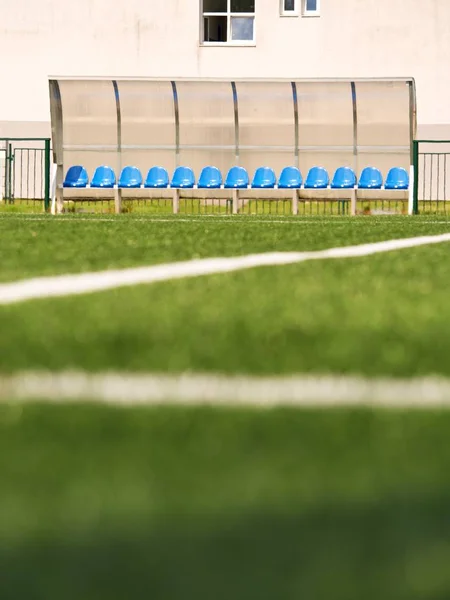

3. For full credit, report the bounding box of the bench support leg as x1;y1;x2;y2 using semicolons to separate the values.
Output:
55;189;64;214
173;189;180;214
114;188;122;214
350;189;357;216
292;189;298;216
55;165;64;214
232;189;240;214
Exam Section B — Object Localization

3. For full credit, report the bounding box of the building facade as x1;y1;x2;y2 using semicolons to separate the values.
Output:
0;0;449;138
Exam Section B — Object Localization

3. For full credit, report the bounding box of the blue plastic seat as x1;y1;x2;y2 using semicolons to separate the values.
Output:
90;166;116;188
171;166;195;188
358;167;383;189
252;167;276;189
63;165;89;188
385;167;409;190
331;166;357;189
198;166;223;189
118;166;142;188
278;166;302;189
144;166;169;188
304;166;329;189
224;166;249;189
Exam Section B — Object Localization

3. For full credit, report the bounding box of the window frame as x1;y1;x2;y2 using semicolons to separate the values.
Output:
302;0;320;17
201;0;256;46
280;0;299;17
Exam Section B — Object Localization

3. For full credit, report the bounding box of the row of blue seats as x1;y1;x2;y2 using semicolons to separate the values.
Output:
64;165;410;191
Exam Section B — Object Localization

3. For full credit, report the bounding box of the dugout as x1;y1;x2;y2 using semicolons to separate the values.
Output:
49;77;416;212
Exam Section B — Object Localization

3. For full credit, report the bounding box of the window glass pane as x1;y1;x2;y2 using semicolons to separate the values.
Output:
203;0;227;13
231;16;254;40
305;0;317;11
204;15;227;41
231;0;255;12
284;0;296;11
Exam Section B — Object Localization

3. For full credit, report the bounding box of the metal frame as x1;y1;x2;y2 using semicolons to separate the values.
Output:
412;139;450;215
0;137;51;210
49;76;416;83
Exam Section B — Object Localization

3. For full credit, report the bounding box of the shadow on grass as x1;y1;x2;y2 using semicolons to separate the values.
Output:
1;494;449;600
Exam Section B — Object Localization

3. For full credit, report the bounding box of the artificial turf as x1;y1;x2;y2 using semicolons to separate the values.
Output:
0;213;449;282
0;404;450;600
1;213;450;600
1;237;450;377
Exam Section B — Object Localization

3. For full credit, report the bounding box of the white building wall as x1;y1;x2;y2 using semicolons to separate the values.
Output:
1;0;449;136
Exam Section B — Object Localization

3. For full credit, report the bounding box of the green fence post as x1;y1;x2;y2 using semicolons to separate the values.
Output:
44;138;51;212
413;140;419;215
5;142;12;203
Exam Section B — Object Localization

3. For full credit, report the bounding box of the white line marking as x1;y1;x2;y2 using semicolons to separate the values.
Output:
2;371;450;408
1;217;344;224
1;233;450;305
0;217;387;224
1;215;449;225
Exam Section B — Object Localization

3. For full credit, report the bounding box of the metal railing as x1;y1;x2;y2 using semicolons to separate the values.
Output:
413;140;450;215
0;138;51;210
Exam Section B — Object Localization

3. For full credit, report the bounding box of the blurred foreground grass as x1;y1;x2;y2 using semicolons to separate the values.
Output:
0;404;449;600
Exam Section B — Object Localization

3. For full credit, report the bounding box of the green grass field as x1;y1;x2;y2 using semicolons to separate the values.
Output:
1;405;450;600
1;213;450;599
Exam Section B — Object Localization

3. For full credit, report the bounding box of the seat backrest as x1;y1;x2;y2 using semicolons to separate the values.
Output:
198;166;223;189
144;166;169;188
91;166;116;188
278;166;302;189
118;166;143;188
304;166;329;189
252;167;276;188
171;166;196;188
358;167;383;189
63;165;89;188
224;166;249;189
385;167;409;190
331;166;357;189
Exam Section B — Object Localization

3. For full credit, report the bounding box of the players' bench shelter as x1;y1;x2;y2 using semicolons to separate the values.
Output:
49;77;416;214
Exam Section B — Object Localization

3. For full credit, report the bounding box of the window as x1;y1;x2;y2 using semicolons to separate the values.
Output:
303;0;320;16
280;0;320;18
202;0;255;45
280;0;298;16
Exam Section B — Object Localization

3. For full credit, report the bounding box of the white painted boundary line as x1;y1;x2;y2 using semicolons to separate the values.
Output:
1;371;450;408
1;217;351;224
1;233;450;305
1;216;450;224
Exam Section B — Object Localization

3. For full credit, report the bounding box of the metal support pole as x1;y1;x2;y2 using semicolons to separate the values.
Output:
232;189;239;214
173;188;180;214
5;141;11;203
44;138;51;212
114;188;122;214
55;164;64;214
412;140;419;215
292;189;298;215
350;189;357;216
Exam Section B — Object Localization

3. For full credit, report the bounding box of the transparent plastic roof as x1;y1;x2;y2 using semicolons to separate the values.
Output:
49;78;416;178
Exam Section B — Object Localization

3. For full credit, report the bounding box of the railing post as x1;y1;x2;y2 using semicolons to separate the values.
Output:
44;138;51;212
412;140;419;215
5;141;11;203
